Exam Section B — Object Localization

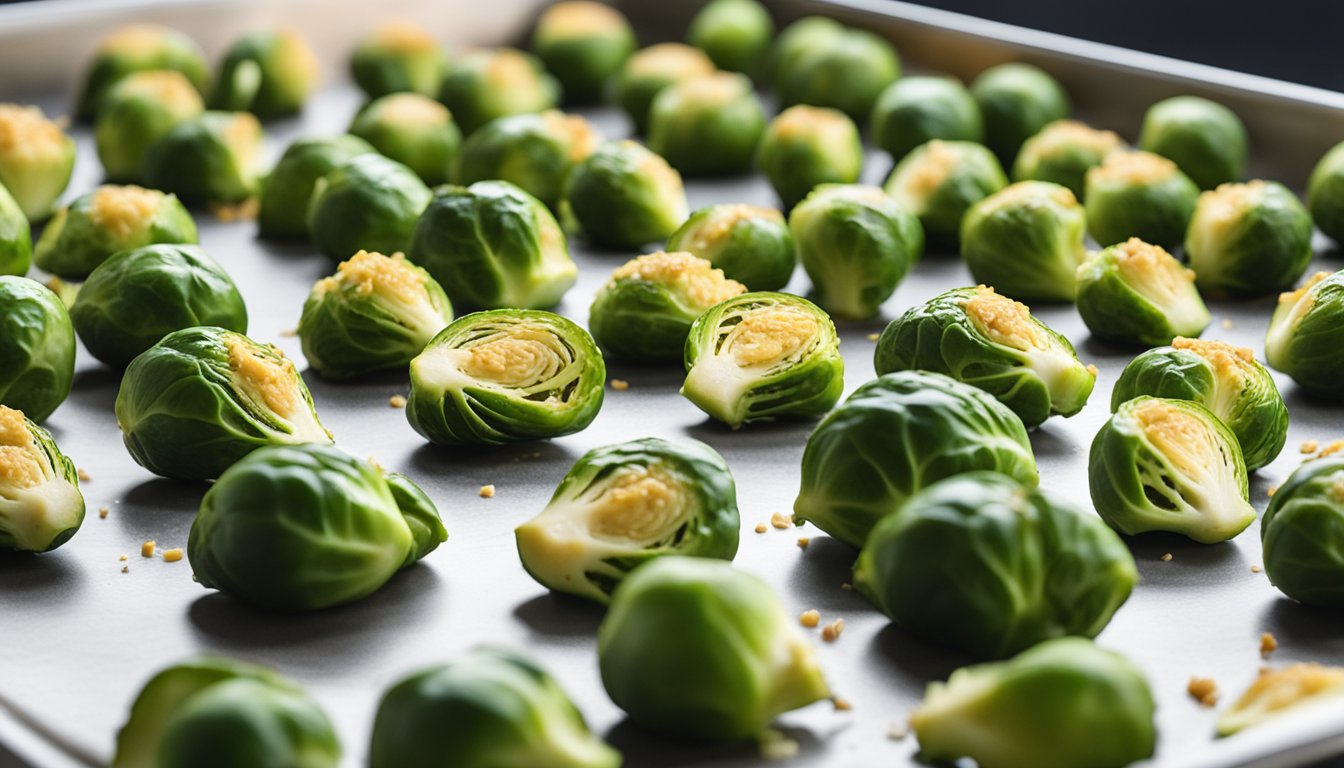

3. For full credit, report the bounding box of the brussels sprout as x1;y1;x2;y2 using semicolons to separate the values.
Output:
457;110;600;212
615;43;716;135
0;406;83;553
1309;141;1344;245
406;309;604;446
256;134;377;240
870;76;983;162
115;327;331;481
0;277;75;423
682;292;843;428
789;184;923;319
970;63;1071;165
531;1;635;105
409;180;577;311
882;139;1007;247
1218;664;1344;737
1266;271;1344;398
1012;119;1125;199
143;111;264;207
756;105;863;211
113;658;340;768
95;70;205;183
0;182;30;277
299;250;452;379
776;23;900;121
794;371;1038;547
306;153;432;261
516;437;738;603
874;285;1095;428
665;203;795;291
349;93;462;186
439;48;559;135
562;140;688;249
1089;396;1253;543
588;251;745;361
1084;150;1200;249
370;647;620;768
647;72;765;176
1075;238;1210;347
773;16;843;80
34;185;198;280
598;557;830;741
71;244;247;369
0;105;76;223
911;638;1156;768
1185;180;1313;299
211;29;319;119
75;24;209;121
855;472;1136;659
685;0;774;75
1261;457;1344;606
351;22;447;100
960;180;1085;302
1138;95;1248;190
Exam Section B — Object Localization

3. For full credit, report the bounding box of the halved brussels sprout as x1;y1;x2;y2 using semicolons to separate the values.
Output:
350;93;461;186
95;70;205;183
71;244;247;369
776;23;900;121
970;63;1070;165
647;72;765;176
350;22;447;100
1089;396;1254;543
756;105;863;211
911;638;1156;768
257;134;377;240
516;437;738;603
960;180;1086;302
0;182;30;276
1266;271;1344;398
410;180;577;311
1185;180;1313;299
211;28;319;119
615;43;716;135
874;285;1095;428
686;0;774;75
870;76;983;162
1012;119;1125;199
531;1;635;105
439;48;559;135
1076;238;1210;347
562;139;688;249
457;110;600;212
370;647;620;768
794;371;1038;547
0;104;76;223
0;276;75;423
598;557;830;741
75;24;209;121
1260;457;1344;606
1084;149;1200;249
1113;338;1287;471
299;250;452;379
0;406;83;553
34;185;198;279
115;326;332;481
1309;141;1344;245
1218;665;1344;737
666;204;795;291
307;153;432;261
682;292;843;428
790;183;923;319
1138;95;1247;190
143;110;264;207
407;309;604;446
883;139;1007;247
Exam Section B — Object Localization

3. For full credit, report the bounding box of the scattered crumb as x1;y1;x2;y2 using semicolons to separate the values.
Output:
840;582;853;591
1251;564;1263;574
1086;364;1099;376
759;734;799;760
796;537;810;549
77;468;90;482
1188;676;1219;707
1268;484;1279;497
821;618;845;642
754;523;768;534
98;506;109;519
1221;318;1234;330
887;721;908;741
800;609;821;628
1260;632;1278;658
866;332;880;342
770;511;794;529
278;328;297;338
389;394;407;408
118;555;128;562
610;378;630;391
478;484;496;498
1322;440;1344;458
1301;440;1320;454
832;697;852;711
140;540;155;558
210;198;259;222
121;566;129;574
1161;552;1173;562
162;548;183;563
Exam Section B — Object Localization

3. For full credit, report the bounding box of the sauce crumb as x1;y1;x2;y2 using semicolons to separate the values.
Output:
478;484;495;498
1188;676;1218;707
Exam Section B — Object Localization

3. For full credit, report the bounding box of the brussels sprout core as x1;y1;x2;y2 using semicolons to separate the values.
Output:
0;105;76;222
1218;665;1344;737
0;405;84;553
1185;179;1314;298
1076;238;1210;347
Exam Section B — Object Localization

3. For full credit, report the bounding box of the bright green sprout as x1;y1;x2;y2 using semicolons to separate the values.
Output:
256;134;377;240
666;203;795;291
438;48;559;135
1012;119;1125;199
456;110;601;212
1266;271;1344;398
970;63;1070;166
1084;149;1200;249
0;182;30;276
1185;180;1313;299
350;22;447;100
686;0;774;76
350;93;461;186
0;405;83;553
1261;457;1344;606
1218;664;1344;737
35;185;198;280
870;76;983;162
1075;237;1210;347
615;43;716;135
307;153;432;261
756;105;863;210
773;16;842;81
1138;95;1247;189
647;72;765;176
143;110;264;207
1309;141;1344;245
0;276;75;423
775;19;899;120
75;24;209;121
562;139;688;249
95;70;205;183
531;1;636;105
883;139;1007;247
960;180;1085;302
210;28;319;119
0;104;76;223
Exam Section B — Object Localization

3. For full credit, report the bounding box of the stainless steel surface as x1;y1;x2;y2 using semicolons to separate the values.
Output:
3;1;1344;767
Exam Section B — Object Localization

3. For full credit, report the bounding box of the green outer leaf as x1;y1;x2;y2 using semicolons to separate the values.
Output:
75;28;210;121
257;134;376;240
870;76;984;163
647;73;766;176
306;153;431;261
1138;95;1247;190
438;48;559;135
532;12;635;105
969;63;1071;166
960;180;1085;303
1261;457;1344;606
685;0;774;75
35;188;198;280
1074;244;1210;347
1186;180;1313;299
1309;141;1344;245
562;140;687;249
210;30;316;119
0;181;31;276
666;204;795;291
384;471;448;565
756;107;863;211
588;269;711;362
0;276;75;422
94;71;206;184
0;411;83;552
1084;156;1198;249
776;28;900;120
456;113;584;212
349;94;462;186
143;111;262;207
1266;270;1344;398
882;139;1006;248
350;36;446;100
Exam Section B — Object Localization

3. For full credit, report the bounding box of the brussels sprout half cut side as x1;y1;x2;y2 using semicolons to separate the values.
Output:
0;276;76;423
35;185;199;280
1075;238;1210;348
0;405;84;553
1265;271;1344;398
1217;664;1344;738
960;180;1086;303
0;104;76;223
1261;458;1344;607
1185;180;1313;299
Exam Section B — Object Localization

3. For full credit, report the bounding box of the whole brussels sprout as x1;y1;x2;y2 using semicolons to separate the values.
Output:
349;93;461;186
1261;458;1344;606
615;43;716;135
682;292;843;428
407;309;605;446
211;28;319;119
70;244;247;369
794;371;1038;547
666;203;795;291
960;180;1086;302
34;185;199;279
410;180;577;311
370;647;620;768
350;22;447;100
1309;141;1344;245
588;251;745;361
1266;271;1344;398
113;657;340;768
756;105;863;211
457;110;600;212
75;24;209;121
143;110;264;207
870;76;983;162
299;250;452;379
0;104;76;223
189;443;446;610
0;405;83;553
598;557;830;741
970;63;1070;165
790;184;923;319
1113;338;1287;471
516;437;739;603
686;0;774;75
1138;95;1248;190
1012;119;1125;199
647;72;765;176
256;134;377;240
776;23;900;121
1185;180;1313;299
1218;664;1344;737
1090;396;1254;543
1084;149;1200;249
1075;238;1210;347
307;153;432;261
0;276;75;422
882;139;1007;247
531;1;635;105
874;285;1096;428
911;638;1156;768
773;16;842;81
439;48;559;135
0;182;31;277
562;140;688;249
115;326;332;481
95;70;205;183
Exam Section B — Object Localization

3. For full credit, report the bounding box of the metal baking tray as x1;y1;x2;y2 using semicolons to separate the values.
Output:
3;0;1344;766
